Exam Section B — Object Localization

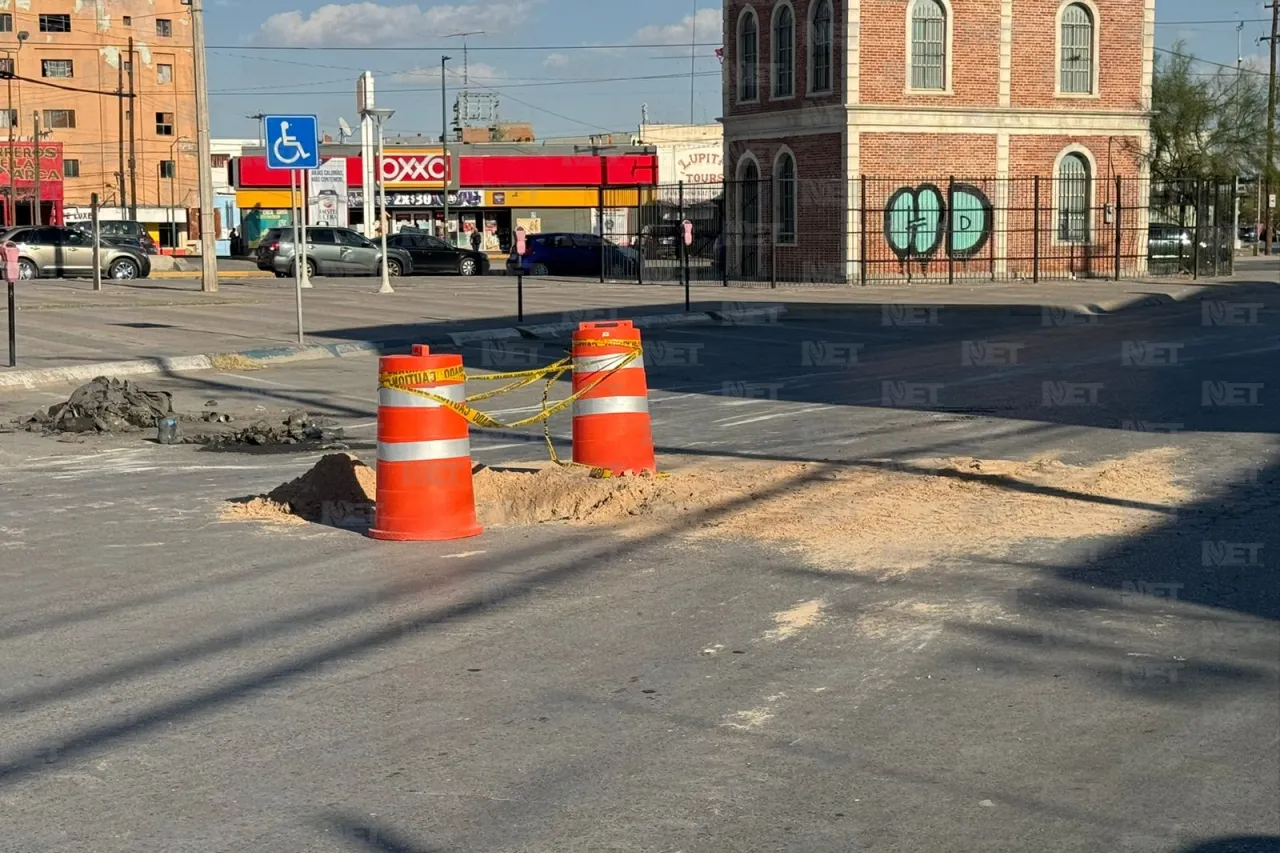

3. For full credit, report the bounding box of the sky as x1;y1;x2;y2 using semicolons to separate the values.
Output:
203;0;1278;143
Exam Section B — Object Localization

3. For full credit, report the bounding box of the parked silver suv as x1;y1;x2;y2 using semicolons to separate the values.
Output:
255;226;412;278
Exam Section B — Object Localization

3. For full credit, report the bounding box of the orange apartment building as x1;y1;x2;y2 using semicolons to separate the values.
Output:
721;0;1155;282
0;0;197;245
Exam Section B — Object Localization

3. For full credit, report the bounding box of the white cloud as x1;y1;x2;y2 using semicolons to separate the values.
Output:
634;7;721;46
543;52;569;68
391;62;504;84
257;2;536;47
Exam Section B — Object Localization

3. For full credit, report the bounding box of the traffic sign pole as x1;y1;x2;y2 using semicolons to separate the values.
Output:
299;169;312;290
291;169;304;344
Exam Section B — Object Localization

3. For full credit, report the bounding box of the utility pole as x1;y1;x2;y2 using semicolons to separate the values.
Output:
1236;21;1244;251
4;52;15;228
117;60;126;215
127;37;137;220
1264;0;1279;255
31;111;40;226
191;0;219;292
441;54;451;245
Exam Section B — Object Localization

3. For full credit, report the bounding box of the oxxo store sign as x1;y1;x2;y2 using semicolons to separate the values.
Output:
379;151;449;188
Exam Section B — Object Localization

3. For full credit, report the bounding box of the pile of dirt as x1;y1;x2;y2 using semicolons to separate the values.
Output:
222;450;1190;576
193;410;344;447
18;376;173;434
222;453;375;524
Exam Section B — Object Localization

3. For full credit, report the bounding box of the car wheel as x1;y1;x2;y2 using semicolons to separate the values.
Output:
108;257;140;280
306;258;318;278
16;258;38;280
385;258;403;277
274;271;288;278
459;257;478;276
530;262;550;276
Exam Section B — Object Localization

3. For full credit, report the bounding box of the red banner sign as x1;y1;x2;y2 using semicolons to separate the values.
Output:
0;142;65;200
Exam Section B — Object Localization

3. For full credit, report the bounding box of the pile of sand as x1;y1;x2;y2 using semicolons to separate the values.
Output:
221;449;1189;573
221;453;375;524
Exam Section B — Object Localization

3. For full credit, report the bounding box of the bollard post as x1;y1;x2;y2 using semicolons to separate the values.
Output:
1113;176;1122;281
91;193;102;292
514;225;527;322
5;239;17;367
1032;175;1041;284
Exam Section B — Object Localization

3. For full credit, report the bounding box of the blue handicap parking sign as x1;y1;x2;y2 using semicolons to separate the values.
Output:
265;115;320;170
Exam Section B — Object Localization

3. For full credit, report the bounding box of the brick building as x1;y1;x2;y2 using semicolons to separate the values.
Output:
2;0;198;244
721;0;1156;281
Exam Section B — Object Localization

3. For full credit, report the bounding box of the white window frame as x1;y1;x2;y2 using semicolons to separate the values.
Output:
905;0;953;95
735;152;763;275
808;0;835;96
736;7;760;104
1052;145;1097;245
773;147;798;246
770;1;797;101
1055;0;1100;98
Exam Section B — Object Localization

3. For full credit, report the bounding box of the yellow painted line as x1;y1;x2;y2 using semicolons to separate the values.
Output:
150;270;265;279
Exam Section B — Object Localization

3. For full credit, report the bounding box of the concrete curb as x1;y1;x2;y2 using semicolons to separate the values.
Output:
0;307;786;389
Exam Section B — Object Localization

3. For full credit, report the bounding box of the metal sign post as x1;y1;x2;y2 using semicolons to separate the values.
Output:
299;169;312;290
515;226;527;322
291;170;303;344
4;240;20;367
91;193;102;292
264;114;320;345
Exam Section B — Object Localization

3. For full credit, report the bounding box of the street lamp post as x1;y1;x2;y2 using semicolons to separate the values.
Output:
441;55;451;245
367;107;395;294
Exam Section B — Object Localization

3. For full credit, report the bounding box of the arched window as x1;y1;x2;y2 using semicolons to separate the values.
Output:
810;0;834;93
772;4;795;98
1057;152;1090;243
1060;3;1094;94
738;157;761;276
738;10;758;101
909;0;947;91
775;151;796;244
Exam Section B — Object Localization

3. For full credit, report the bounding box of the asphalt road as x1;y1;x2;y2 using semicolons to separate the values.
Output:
1;295;1278;853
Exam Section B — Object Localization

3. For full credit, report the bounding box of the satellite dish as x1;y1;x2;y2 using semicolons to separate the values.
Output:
337;117;353;143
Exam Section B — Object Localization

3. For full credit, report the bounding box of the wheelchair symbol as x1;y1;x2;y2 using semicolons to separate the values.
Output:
272;121;310;165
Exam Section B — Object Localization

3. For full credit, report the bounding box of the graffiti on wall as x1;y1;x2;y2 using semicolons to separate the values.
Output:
884;183;993;262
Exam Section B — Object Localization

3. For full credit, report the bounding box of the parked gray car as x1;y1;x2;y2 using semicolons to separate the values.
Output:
0;225;151;280
255;226;412;278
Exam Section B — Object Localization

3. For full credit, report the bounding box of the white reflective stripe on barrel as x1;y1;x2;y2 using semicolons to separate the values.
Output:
573;396;650;417
573;352;644;373
378;383;466;409
377;437;471;463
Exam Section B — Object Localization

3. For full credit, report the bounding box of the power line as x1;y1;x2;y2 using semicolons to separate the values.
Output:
210;70;722;97
1153;45;1270;76
206;42;725;52
1155;17;1269;25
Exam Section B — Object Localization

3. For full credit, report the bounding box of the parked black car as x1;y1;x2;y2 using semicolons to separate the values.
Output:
67;219;158;255
1148;222;1231;274
387;232;489;275
505;232;638;277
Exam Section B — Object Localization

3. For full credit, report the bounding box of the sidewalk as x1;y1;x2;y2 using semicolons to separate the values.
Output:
2;266;1276;388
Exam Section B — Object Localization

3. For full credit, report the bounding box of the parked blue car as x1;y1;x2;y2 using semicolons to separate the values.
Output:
505;232;637;277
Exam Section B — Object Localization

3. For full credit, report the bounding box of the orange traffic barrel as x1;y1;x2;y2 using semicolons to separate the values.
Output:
571;320;656;475
371;344;482;541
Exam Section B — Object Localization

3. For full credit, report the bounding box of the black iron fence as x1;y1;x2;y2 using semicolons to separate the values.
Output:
593;177;1237;286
